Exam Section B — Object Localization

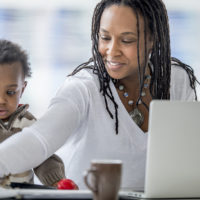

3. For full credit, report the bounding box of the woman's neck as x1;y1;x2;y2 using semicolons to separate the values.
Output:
118;66;151;95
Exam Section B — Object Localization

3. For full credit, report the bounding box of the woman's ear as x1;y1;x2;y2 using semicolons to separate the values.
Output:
147;34;154;56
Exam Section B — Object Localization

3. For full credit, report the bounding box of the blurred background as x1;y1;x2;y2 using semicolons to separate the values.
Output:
0;0;199;183
0;0;199;117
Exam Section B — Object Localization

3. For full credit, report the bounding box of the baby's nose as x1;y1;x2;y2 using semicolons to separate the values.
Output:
0;94;7;104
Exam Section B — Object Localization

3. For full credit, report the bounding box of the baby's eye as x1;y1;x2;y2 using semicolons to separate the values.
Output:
7;91;16;95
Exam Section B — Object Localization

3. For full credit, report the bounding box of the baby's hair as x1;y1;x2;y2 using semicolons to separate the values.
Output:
71;0;198;134
0;39;31;77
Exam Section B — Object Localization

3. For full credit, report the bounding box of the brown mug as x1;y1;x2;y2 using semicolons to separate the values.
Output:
84;160;122;200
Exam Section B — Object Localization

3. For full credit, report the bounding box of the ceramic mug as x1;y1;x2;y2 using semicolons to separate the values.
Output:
84;159;122;200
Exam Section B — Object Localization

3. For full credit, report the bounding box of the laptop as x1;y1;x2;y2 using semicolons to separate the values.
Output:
121;100;200;199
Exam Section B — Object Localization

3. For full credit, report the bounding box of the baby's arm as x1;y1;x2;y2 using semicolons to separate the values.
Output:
33;154;66;186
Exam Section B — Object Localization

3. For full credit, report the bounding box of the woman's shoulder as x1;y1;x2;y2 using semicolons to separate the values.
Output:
170;59;196;100
55;67;99;100
171;59;196;87
171;57;195;77
71;67;96;80
171;60;188;76
66;68;99;89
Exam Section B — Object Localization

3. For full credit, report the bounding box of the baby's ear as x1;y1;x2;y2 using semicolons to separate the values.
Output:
24;81;27;88
21;81;27;96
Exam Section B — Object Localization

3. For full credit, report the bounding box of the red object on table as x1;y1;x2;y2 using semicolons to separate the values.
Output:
57;179;79;190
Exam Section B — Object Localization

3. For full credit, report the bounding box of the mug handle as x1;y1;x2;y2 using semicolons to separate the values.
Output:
83;169;98;193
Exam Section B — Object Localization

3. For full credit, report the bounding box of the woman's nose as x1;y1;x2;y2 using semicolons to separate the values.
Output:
106;40;122;57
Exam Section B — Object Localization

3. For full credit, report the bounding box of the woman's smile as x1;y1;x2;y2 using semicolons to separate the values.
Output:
106;60;126;71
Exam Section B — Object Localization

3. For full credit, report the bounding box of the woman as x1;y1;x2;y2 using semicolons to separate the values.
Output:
0;0;198;190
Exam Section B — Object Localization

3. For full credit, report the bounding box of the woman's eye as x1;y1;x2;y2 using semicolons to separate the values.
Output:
122;39;136;44
7;91;16;95
100;35;110;41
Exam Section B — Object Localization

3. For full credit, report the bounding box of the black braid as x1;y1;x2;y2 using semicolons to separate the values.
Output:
132;0;149;109
70;0;199;134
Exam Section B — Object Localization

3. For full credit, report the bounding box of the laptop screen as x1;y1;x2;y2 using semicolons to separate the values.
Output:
144;100;200;198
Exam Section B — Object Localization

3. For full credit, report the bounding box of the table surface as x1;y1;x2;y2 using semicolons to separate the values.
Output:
1;188;200;200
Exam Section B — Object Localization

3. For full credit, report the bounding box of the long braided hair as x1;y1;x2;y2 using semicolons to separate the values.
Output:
71;0;198;134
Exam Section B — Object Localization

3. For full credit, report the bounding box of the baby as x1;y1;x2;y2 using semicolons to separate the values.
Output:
0;39;65;187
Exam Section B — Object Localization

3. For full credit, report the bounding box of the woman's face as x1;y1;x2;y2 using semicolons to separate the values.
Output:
98;5;153;81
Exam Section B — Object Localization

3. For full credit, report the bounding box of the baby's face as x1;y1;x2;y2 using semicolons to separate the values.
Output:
0;62;26;121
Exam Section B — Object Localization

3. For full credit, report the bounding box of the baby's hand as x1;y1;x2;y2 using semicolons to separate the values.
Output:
51;181;59;187
57;179;79;190
0;176;10;187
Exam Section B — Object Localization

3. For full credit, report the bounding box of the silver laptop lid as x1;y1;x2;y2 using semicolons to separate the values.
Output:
145;100;200;198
